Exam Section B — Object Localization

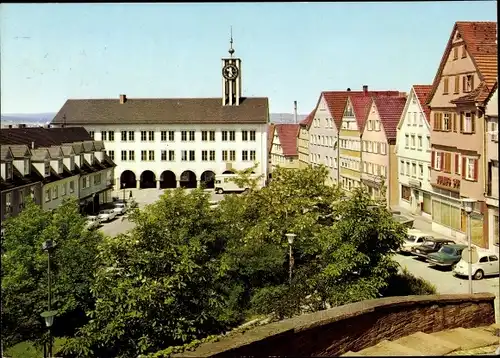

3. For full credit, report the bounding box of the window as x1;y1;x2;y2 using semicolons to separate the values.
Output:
62;183;67;196
101;131;107;141
94;174;101;185
129;131;135;141
45;189;50;202
453;47;458;60
374;120;380;131
121;150;127;161
229;150;236;161
52;186;58;199
24;159;30;175
108;131;114;141
169;131;175;141
181;131;188;141
121;131;127;141
443;77;449;94
454;76;460;94
411;135;416;148
242;130;248;141
419;164;424;178
222;150;228;161
462;112;474;133
413;113;417;126
242;150;248;161
141;150;147;161
209;130;215;141
202;150;208;161
489;255;498;262
169;150;175;161
250;130;256;141
461;46;467;58
418;135;423;149
148;150;154;161
465;157;477;181
82;177;88;189
400;160;405;175
5;162;13;179
189;131;195;141
222;131;228;141
419;114;423;126
250;150;256;161
161;131;167;141
463;74;474;93
202;131;208;141
141;131;147;141
434;151;442;170
148;131;154;141
161;150;167;161
181;150;188;161
89;131;94;139
412;163;417;177
401;185;411;201
427;136;431;150
443;113;451;131
209;150;215;161
108;150;115;161
129;150;135;161
229;131;236;141
405;135;409;148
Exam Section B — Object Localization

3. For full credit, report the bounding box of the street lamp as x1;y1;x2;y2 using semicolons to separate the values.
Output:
42;239;57;358
462;198;476;295
285;233;296;285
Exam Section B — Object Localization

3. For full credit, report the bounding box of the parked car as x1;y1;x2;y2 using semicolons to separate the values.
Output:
85;215;101;230
426;244;468;268
453;252;500;280
400;229;435;254
113;202;127;216
98;209;117;223
411;238;456;259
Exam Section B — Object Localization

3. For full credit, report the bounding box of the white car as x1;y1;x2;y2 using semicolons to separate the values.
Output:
98;209;117;223
400;229;435;254
113;203;127;216
453;252;500;280
85;216;101;230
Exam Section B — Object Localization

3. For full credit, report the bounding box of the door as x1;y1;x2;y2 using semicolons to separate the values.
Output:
488;255;499;275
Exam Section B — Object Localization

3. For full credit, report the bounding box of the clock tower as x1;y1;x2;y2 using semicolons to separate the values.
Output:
222;29;242;106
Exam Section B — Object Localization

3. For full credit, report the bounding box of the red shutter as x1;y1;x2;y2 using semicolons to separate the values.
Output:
471;112;476;133
473;159;478;181
462;157;466;179
431;150;435;168
459;112;464;132
454;153;459;174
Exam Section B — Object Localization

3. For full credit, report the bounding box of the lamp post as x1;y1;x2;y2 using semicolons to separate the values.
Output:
42;239;57;358
461;198;476;294
286;233;296;285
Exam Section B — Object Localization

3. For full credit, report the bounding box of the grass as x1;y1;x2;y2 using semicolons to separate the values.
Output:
4;337;66;358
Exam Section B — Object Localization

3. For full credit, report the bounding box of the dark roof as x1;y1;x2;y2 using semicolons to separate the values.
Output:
299;109;315;129
267;124;275;154
51;97;269;125
275;124;300;157
0;165;41;192
349;95;373;132
0;127;93;148
0;146;13;161
373;96;407;141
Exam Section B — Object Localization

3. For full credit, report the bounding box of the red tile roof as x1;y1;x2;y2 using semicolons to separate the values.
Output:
299;109;315;129
412;85;433;122
427;21;497;105
349;95;374;132
267;124;275;154
373;96;407;141
275;124;300;157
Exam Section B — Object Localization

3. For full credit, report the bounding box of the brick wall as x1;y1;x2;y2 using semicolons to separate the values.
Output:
176;293;496;357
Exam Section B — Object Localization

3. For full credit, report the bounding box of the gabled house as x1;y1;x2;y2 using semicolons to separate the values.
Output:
395;85;434;217
485;83;498;252
298;110;314;169
426;21;497;248
270;124;300;170
361;96;407;206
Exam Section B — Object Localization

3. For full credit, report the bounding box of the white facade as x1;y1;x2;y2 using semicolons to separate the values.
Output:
308;94;338;183
395;87;434;217
87;124;267;189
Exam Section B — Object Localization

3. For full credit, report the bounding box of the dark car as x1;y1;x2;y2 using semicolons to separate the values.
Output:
411;238;456;260
426;244;468;268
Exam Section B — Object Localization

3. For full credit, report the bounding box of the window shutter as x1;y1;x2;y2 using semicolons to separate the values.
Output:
462;157;466;179
433;113;437;130
470;75;474;91
454;76;459;93
446;153;452;173
453;113;457;132
460;112;464;132
454;153;459;174
471;112;476;133
440;152;444;171
431;150;435;168
473;159;478;181
462;76;466;92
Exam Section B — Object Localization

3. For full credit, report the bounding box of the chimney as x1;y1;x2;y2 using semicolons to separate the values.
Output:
293;101;298;124
31;141;35;149
119;94;127;104
347;88;351;92
363;85;368;93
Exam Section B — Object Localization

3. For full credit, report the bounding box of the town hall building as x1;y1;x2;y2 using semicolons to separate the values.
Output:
51;38;269;191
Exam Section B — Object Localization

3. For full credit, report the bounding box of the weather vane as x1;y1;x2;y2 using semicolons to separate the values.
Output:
228;26;234;57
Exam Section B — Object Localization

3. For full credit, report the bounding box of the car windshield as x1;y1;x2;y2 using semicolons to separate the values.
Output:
439;246;455;255
422;240;436;248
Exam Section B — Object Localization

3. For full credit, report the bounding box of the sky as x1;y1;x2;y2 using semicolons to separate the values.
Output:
0;2;497;115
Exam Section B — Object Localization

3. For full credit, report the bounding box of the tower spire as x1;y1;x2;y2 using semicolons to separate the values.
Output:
228;26;235;57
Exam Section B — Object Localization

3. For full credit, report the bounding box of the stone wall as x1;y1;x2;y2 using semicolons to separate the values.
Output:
175;293;496;357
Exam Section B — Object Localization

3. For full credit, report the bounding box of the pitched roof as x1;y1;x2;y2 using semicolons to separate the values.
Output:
0;146;13;162
267;124;275;154
275;124;300;157
0;127;93;148
47;146;63;159
412;85;433;122
59;145;75;157
30;148;50;162
427;21;497;105
51;97;269;125
373;96;407;141
7;144;30;158
299;109;315;129
348;95;373;131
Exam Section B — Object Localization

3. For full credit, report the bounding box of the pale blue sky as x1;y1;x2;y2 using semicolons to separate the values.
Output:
0;2;497;115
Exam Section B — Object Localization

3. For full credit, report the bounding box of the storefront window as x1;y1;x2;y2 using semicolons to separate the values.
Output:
401;185;411;201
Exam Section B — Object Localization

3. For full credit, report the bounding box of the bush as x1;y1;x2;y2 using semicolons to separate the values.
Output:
381;267;437;297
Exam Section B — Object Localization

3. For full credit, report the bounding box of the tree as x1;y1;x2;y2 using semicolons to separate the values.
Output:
61;189;238;358
1;198;101;350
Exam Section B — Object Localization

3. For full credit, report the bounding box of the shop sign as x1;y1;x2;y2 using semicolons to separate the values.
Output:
437;175;460;189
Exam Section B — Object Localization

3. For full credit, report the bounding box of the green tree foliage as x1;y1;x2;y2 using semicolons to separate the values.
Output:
1;198;101;349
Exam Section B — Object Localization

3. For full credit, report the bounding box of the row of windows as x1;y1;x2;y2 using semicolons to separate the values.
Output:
432;151;478;181
442;73;474;95
107;150;257;162
310;153;338;169
399;160;428;181
340;138;360;151
433;111;475;133
404;134;431;151
363;140;387;155
270;154;295;165
313;117;334;129
405;112;425;127
341;120;357;130
363;162;387;177
340;158;360;171
310;134;335;147
90;130;257;142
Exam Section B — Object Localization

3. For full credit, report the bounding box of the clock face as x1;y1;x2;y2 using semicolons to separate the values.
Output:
222;64;239;80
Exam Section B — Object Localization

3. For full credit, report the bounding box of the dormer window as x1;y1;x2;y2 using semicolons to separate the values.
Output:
24;159;30;175
6;162;13;180
58;159;63;172
44;161;50;176
80;154;84;165
344;104;354;117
